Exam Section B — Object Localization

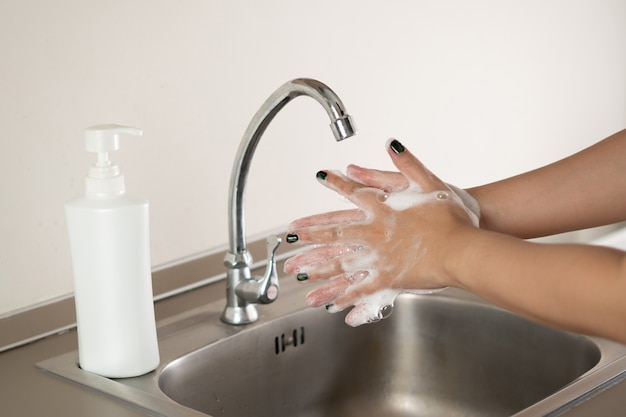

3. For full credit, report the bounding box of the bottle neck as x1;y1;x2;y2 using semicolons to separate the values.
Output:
85;174;126;197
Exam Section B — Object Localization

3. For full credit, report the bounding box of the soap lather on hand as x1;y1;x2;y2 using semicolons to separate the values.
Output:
283;138;480;327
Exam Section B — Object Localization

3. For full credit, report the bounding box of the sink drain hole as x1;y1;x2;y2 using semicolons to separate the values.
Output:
274;327;305;355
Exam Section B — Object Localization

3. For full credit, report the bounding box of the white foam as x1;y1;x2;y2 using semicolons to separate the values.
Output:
383;182;480;227
343;287;448;327
340;249;377;272
383;183;425;211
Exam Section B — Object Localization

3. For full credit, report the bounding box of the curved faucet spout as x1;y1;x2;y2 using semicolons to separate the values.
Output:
228;78;357;256
222;78;357;325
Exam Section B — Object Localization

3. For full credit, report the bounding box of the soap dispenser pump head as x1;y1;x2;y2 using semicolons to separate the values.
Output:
84;124;143;197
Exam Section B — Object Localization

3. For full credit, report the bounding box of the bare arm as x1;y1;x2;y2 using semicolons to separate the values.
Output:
469;129;626;238
447;226;626;343
284;136;626;344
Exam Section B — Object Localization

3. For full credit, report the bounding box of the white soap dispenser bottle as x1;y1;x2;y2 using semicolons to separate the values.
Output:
65;124;160;378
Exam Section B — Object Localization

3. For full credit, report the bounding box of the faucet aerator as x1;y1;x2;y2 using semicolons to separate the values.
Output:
331;115;358;141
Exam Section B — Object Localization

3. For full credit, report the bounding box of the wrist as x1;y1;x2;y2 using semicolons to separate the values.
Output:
440;224;484;290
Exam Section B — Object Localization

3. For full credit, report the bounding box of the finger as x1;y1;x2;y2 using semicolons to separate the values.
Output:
287;220;373;246
316;169;382;210
332;277;380;310
287;246;375;283
346;164;409;192
283;245;340;275
344;289;399;327
305;276;352;307
287;209;366;231
386;138;447;192
305;271;370;307
283;244;363;275
344;303;378;327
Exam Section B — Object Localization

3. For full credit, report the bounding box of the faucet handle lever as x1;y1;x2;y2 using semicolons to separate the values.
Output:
235;234;281;304
259;234;281;303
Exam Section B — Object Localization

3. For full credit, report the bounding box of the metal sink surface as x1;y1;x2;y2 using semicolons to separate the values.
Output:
38;277;626;417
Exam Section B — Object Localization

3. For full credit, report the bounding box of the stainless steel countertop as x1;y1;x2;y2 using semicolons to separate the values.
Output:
2;243;626;416
0;277;227;417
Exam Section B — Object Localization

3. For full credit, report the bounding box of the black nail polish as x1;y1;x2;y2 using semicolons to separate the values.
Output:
316;170;328;180
286;233;299;243
296;273;309;281
389;139;405;154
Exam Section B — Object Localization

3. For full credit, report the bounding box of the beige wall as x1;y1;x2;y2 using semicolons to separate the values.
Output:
1;0;625;316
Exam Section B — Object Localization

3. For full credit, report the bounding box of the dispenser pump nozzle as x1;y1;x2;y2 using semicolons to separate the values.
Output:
84;124;143;196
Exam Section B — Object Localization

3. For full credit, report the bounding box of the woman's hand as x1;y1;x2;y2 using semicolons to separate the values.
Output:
284;139;480;326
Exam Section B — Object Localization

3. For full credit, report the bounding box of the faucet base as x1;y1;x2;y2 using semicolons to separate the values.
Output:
221;304;258;325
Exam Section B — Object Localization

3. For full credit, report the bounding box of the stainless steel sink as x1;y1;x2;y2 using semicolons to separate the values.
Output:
38;277;626;417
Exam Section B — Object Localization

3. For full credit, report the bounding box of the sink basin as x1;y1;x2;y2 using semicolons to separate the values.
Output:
38;274;626;417
158;294;599;417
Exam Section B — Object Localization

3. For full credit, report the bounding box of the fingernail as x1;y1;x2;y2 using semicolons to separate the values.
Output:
325;303;341;313
296;273;309;281
286;233;299;243
316;170;328;180
389;139;405;154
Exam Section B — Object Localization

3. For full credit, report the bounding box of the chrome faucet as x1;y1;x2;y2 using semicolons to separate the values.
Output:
221;78;358;325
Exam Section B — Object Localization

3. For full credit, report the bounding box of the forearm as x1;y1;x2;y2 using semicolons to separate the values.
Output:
468;129;626;238
447;226;626;343
285;138;626;341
